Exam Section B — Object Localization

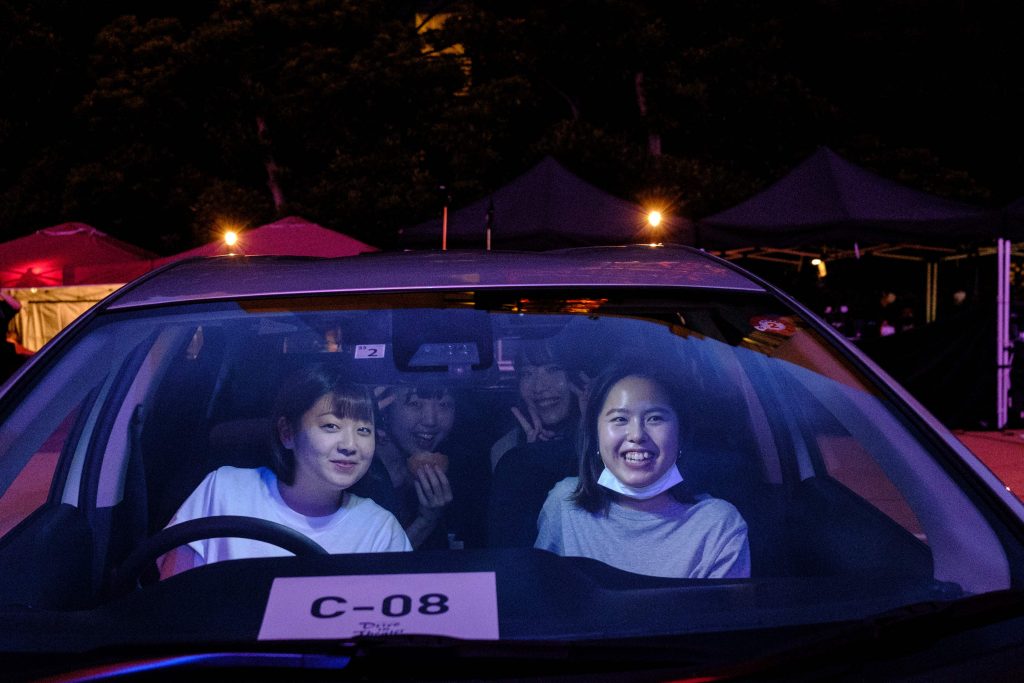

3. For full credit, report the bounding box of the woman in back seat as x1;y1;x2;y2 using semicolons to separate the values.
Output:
375;384;490;550
490;340;583;472
487;340;585;547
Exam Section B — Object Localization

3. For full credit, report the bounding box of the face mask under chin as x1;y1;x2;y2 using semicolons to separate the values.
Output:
597;465;683;500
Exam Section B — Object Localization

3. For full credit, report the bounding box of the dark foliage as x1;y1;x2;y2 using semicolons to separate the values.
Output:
0;0;1019;253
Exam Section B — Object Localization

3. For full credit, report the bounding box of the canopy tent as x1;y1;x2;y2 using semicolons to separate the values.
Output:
0;223;157;288
0;224;158;352
399;156;689;250
4;284;123;353
157;216;377;264
2;217;376;351
698;147;1008;428
698;146;999;251
697;147;1002;325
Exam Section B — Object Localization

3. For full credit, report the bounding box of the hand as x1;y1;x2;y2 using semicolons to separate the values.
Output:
412;461;453;520
511;405;557;443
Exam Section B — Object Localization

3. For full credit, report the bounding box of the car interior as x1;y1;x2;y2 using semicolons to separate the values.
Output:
0;288;972;635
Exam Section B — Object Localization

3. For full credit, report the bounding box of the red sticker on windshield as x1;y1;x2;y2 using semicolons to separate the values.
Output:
750;315;797;337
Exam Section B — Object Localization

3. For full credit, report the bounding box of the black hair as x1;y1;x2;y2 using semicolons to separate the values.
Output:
378;383;461;455
512;338;581;434
514;338;564;373
571;360;695;514
397;384;453;402
270;363;375;485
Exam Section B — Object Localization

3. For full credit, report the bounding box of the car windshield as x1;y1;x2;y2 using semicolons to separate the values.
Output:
0;285;1019;653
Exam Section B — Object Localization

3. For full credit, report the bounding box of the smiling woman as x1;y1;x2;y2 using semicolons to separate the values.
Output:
535;361;751;579
158;364;411;578
374;385;457;548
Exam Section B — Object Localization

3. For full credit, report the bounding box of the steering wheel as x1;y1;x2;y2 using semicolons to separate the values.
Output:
110;515;328;594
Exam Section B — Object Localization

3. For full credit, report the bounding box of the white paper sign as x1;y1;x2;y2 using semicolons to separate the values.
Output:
354;344;386;359
258;572;498;640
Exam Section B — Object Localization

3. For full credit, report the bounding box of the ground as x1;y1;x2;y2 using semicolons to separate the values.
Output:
955;430;1024;502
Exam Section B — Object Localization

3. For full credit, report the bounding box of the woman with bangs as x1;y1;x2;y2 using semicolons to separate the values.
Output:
486;339;585;547
159;364;411;579
489;339;583;472
376;383;491;549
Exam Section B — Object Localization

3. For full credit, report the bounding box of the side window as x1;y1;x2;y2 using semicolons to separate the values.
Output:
817;433;926;541
744;347;928;543
0;403;83;538
0;321;153;541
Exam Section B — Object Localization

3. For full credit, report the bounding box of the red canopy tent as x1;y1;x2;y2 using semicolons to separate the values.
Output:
0;217;375;351
157;216;377;264
0;223;157;351
0;222;157;287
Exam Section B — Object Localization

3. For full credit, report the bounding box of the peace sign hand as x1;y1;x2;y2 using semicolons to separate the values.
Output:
511;405;557;443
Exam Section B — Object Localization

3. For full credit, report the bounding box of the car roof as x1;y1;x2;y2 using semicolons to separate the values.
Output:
106;244;766;310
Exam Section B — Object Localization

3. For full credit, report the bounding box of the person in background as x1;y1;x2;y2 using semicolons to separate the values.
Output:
535;361;749;579
486;341;588;546
1;292;25;382
865;290;898;338
490;340;585;472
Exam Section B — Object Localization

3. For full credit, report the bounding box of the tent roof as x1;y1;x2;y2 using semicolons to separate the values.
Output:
157;216;378;264
698;147;999;249
0;223;157;287
400;156;689;249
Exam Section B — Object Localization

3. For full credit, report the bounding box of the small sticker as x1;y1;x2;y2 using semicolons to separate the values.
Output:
258;572;498;641
750;315;797;337
354;344;386;359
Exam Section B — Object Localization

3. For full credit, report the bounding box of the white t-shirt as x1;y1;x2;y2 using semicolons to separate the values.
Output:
166;466;411;565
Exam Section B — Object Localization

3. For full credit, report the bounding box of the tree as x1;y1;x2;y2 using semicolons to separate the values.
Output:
51;1;471;250
0;0;1018;252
